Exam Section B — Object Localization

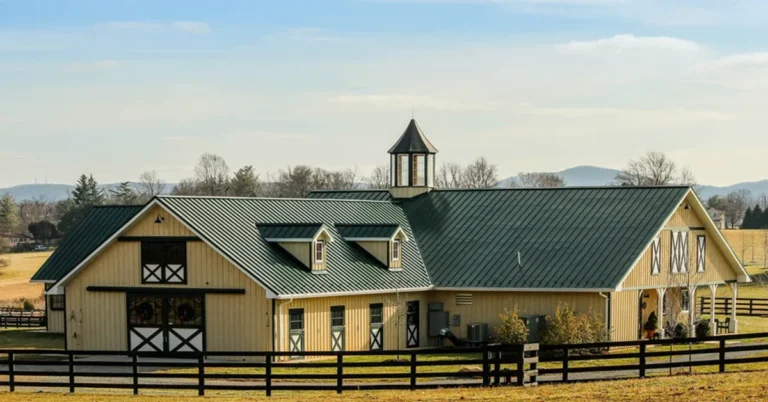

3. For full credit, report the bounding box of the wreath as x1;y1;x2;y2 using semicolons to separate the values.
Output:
176;303;196;323
135;302;154;322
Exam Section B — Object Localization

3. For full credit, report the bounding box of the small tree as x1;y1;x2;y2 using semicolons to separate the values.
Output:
495;307;529;344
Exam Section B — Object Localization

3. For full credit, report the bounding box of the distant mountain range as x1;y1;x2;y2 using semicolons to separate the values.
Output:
0;182;175;202
501;165;768;200
2;166;767;201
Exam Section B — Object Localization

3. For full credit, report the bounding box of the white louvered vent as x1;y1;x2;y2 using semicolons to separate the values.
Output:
456;294;473;306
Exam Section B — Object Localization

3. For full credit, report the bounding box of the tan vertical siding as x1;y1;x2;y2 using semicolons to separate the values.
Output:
357;241;389;266
279;242;310;267
610;290;640;342
621;193;740;290
277;292;429;359
64;207;271;352
47;307;65;333
428;291;605;339
389;187;431;199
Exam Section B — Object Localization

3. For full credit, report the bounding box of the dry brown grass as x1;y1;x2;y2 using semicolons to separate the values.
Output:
722;229;768;270
0;251;52;309
2;369;768;401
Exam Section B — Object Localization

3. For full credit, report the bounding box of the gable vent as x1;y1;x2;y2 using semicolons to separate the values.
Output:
456;294;473;306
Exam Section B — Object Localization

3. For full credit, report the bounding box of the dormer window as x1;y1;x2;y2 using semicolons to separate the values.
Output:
258;223;334;273
314;240;325;264
392;240;401;261
336;224;408;271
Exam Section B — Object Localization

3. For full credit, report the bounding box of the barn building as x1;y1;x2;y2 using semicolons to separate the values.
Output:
32;119;749;357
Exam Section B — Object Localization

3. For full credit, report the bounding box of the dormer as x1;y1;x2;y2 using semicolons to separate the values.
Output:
336;224;409;271
258;223;334;274
388;119;438;199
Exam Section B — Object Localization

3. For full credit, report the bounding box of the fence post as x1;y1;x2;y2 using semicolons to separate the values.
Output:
336;354;343;395
68;352;75;393
410;352;417;391
132;354;138;395
700;297;705;314
719;338;726;373
197;355;205;396
494;348;501;386
8;352;14;392
516;344;524;386
639;343;646;378
265;355;272;397
482;344;490;387
750;299;754;315
724;298;729;315
562;347;569;382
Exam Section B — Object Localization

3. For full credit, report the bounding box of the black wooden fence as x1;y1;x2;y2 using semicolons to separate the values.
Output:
0;308;46;329
1;332;767;397
700;297;768;316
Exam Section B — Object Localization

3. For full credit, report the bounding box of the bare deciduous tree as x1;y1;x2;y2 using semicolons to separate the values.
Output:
367;165;390;189
138;170;166;199
435;162;465;189
615;151;695;186
463;157;498;188
724;189;752;228
171;178;202;196
195;153;230;196
516;172;567;188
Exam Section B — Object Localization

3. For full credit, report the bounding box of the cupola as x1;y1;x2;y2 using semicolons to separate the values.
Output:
388;119;438;198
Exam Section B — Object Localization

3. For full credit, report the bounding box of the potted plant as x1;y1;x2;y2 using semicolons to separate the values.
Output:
644;312;658;339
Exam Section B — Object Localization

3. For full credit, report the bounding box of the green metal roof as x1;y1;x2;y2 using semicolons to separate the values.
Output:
336;224;401;240
257;224;325;241
31;205;143;282
307;190;392;202
156;196;430;296
401;187;689;290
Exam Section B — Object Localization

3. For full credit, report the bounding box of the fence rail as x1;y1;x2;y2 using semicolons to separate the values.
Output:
700;297;768;316
1;332;768;397
0;308;46;329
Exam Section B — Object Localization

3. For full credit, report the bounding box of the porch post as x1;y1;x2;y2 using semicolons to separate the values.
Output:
729;282;738;333
655;288;666;338
708;284;718;335
688;285;697;330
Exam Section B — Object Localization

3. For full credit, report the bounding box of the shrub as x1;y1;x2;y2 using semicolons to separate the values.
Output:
0;255;9;269
695;320;711;338
495;307;529;344
672;323;689;340
22;299;35;311
644;312;658;332
541;303;607;345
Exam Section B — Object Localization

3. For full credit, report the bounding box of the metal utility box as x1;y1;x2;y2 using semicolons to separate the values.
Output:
467;323;489;343
520;315;546;342
428;303;449;337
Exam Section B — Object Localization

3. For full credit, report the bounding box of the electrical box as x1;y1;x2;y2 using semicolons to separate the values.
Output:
520;315;546;342
467;323;489;343
428;311;449;337
452;314;461;327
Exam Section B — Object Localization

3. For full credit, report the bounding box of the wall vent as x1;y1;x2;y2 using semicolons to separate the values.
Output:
456;293;473;306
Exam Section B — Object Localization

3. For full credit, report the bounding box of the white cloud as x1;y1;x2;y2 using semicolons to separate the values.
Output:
693;52;768;72
67;60;120;71
100;21;211;34
560;34;702;53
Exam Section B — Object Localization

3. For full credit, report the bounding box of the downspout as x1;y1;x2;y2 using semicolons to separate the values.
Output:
599;292;611;341
271;299;276;363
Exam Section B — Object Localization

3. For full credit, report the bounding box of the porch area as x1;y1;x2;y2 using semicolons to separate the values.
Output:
637;282;739;339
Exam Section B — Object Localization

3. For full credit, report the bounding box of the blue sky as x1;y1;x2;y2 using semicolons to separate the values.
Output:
2;0;768;187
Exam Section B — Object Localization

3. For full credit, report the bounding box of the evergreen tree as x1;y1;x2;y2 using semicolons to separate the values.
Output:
57;174;106;238
71;174;91;205
755;204;767;229
743;206;754;229
109;182;138;205
0;193;19;234
86;175;105;205
230;166;262;197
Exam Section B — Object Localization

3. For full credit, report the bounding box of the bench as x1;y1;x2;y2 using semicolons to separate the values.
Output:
714;317;731;334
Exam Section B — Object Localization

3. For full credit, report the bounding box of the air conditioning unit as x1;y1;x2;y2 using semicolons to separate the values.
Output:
467;323;488;343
